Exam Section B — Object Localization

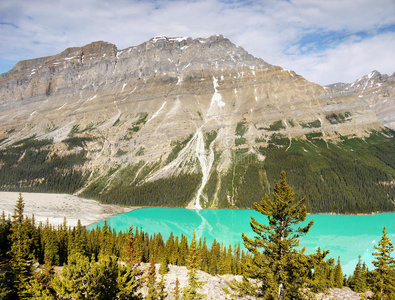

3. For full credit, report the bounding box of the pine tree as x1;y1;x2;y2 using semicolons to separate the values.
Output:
228;171;317;299
350;255;368;293
87;254;119;299
146;257;159;300
8;193;33;298
118;226;143;299
117;262;143;300
371;227;395;299
0;210;11;256
25;256;56;299
334;256;344;288
52;252;90;298
173;277;181;300
0;257;12;299
159;254;169;275
307;248;332;293
183;231;206;300
157;275;167;300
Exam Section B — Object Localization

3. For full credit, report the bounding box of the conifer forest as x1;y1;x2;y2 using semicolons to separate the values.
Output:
0;172;394;299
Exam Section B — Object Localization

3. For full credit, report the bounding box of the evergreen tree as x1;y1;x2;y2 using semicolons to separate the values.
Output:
146;257;159;300
7;193;33;298
116;261;143;300
87;254;119;299
0;258;12;299
307;248;332;293
183;231;206;300
228;171;317;299
25;256;56;299
173;277;181;300
371;227;395;299
52;252;90;298
334;256;344;288
42;223;60;266
0;210;11;256
157;275;167;300
118;226;143;299
159;254;169;275
350;255;368;293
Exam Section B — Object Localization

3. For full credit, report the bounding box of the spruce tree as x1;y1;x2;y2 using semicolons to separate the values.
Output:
25;256;56;299
183;231;206;300
334;256;344;288
87;254;120;299
350;255;368;293
0;210;11;256
228;171;317;299
173;277;181;300
159;253;169;275
146;257;159;300
52;252;90;298
371;226;395;299
157;275;167;300
116;262;143;300
8;193;33;298
118;226;143;299
307;248;332;293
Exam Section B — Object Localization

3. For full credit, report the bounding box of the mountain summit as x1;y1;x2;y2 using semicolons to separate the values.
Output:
0;35;394;213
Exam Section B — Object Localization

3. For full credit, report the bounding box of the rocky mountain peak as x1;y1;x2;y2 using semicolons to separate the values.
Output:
57;41;118;60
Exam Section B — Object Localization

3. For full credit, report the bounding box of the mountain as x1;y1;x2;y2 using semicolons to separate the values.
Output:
0;35;394;213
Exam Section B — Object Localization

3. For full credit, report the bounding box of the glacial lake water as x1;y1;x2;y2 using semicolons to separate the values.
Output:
88;208;395;275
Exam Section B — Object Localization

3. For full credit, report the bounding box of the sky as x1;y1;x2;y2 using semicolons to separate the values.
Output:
0;0;394;85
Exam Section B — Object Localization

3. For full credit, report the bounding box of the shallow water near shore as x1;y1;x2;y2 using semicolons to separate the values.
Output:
88;208;395;275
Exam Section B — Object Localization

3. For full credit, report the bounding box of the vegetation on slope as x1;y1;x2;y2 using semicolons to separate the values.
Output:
0;128;393;213
81;163;202;207
1;176;394;299
211;129;395;213
0;136;87;194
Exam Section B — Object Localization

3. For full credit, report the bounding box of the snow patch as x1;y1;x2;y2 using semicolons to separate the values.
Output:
129;87;136;94
121;83;127;93
86;95;97;102
210;77;225;108
57;103;67;110
147;101;167;123
194;128;216;209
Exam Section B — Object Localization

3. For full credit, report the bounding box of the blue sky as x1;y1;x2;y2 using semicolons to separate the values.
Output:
0;0;394;85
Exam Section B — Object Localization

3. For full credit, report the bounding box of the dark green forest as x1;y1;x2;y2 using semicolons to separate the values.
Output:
1;182;394;299
0;129;394;213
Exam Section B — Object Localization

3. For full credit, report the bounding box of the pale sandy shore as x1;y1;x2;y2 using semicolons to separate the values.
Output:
0;192;135;227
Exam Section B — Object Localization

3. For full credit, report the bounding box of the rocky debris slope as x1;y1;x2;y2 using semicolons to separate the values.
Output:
140;263;369;300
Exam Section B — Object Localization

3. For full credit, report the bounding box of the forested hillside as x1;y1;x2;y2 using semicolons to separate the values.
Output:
0;129;394;213
1;178;394;299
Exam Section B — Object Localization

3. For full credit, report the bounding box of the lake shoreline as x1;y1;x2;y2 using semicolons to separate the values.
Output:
1;191;393;228
0;191;138;227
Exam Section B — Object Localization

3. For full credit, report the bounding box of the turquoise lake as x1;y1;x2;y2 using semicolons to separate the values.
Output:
88;209;395;275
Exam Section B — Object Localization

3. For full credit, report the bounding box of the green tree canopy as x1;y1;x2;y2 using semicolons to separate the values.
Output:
371;227;395;299
228;171;319;299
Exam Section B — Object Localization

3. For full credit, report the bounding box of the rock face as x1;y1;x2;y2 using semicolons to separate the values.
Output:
326;70;395;129
0;35;394;211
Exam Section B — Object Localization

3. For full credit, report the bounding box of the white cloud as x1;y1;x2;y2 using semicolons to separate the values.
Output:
0;0;394;85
